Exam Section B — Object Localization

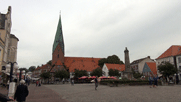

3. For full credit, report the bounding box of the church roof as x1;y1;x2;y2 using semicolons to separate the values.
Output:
105;63;125;71
64;57;102;72
55;60;63;66
156;45;181;59
53;15;64;54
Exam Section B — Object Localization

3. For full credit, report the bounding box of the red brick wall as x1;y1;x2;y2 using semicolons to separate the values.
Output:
52;44;64;65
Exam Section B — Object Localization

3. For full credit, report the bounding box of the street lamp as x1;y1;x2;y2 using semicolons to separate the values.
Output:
5;62;19;97
6;62;19;82
19;70;25;81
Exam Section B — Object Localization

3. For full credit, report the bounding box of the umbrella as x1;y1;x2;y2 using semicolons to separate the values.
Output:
79;76;88;79
89;76;96;79
99;76;107;79
109;76;117;79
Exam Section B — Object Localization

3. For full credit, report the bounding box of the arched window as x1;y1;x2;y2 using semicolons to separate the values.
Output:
57;54;59;58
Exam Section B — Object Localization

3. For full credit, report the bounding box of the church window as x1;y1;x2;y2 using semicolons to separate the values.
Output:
57;54;59;58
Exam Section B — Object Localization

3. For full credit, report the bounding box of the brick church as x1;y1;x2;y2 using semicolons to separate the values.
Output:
51;15;102;78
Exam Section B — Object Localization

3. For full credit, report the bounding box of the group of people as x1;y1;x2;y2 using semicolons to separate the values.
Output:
149;74;159;88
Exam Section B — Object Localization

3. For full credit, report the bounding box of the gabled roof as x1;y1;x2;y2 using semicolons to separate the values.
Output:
52;15;64;54
34;64;50;71
146;62;157;75
176;47;181;56
64;57;102;72
156;45;181;59
105;63;125;71
131;56;151;65
55;60;63;66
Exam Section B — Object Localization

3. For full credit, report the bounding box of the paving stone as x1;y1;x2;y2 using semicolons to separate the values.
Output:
44;84;181;102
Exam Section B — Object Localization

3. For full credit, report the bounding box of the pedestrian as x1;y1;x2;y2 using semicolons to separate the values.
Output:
95;77;98;90
0;93;13;102
149;75;153;88
39;80;41;86
14;79;29;102
153;75;158;88
71;79;74;85
36;80;39;86
6;80;9;90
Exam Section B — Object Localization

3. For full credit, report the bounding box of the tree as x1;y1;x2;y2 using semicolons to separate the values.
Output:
107;55;124;64
54;70;69;80
108;69;120;77
98;58;107;68
90;68;102;77
28;66;36;72
73;69;88;78
40;72;51;80
47;60;52;65
98;55;124;68
132;69;142;79
158;61;177;81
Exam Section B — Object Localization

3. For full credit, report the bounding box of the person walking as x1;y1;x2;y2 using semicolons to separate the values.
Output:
39;80;41;87
153;75;158;88
36;80;39;87
149;75;153;88
71;79;74;86
14;79;29;102
95;77;98;90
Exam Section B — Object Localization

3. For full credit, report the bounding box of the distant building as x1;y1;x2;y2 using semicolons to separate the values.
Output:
48;14;103;79
130;56;154;74
156;45;181;79
142;62;157;77
102;63;125;77
176;49;181;72
0;6;19;72
32;64;51;78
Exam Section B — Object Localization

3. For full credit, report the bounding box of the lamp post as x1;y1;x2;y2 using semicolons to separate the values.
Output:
19;70;25;81
5;62;19;97
6;62;19;82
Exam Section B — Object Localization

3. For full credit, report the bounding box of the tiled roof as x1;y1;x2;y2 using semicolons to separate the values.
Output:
105;63;125;71
146;62;157;75
131;56;151;65
34;64;50;71
35;66;41;71
64;57;102;72
55;60;63;66
156;45;181;59
176;47;181;56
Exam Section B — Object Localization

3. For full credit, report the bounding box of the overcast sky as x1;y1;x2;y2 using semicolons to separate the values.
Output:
1;0;181;69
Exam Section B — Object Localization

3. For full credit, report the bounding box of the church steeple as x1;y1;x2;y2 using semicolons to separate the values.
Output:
53;15;64;54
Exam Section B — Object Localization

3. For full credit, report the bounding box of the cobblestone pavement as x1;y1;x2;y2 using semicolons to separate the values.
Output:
44;84;181;102
26;84;68;102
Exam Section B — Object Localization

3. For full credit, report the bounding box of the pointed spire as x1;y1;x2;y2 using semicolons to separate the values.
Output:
53;14;64;54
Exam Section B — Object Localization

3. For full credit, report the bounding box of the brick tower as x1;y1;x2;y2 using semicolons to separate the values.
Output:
52;15;64;65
